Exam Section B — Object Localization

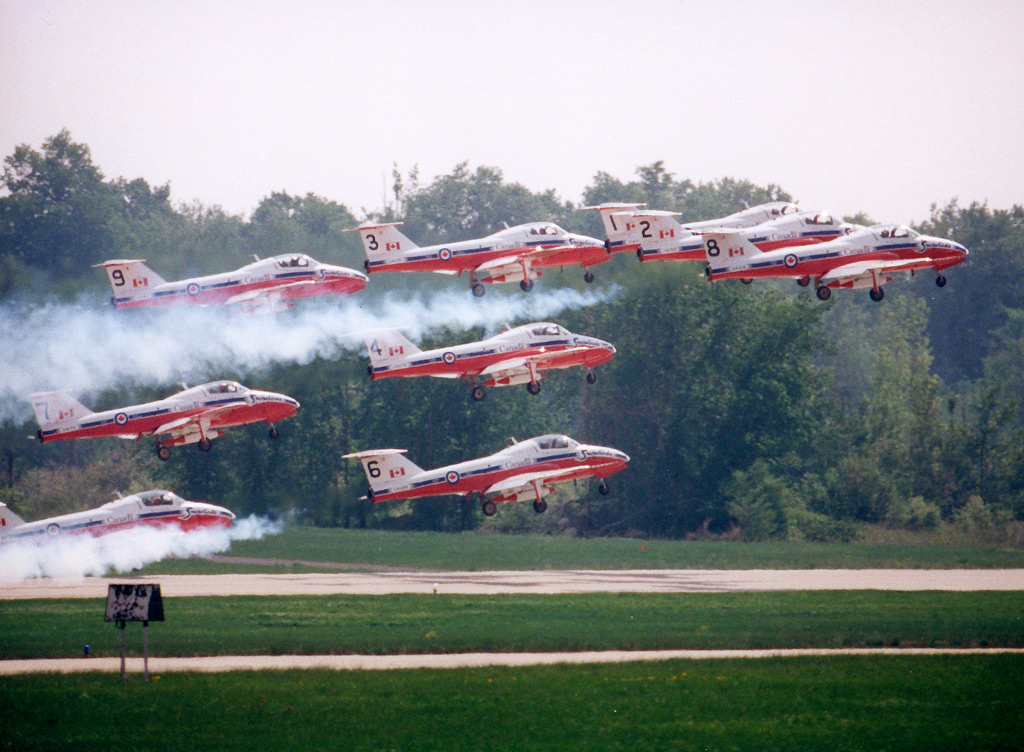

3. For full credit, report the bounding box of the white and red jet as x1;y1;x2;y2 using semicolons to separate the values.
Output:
350;221;608;296
344;434;629;516
95;253;367;312
588;201;800;256
0;490;235;544
621;209;861;263
30;380;300;460
365;322;616;400
703;224;969;301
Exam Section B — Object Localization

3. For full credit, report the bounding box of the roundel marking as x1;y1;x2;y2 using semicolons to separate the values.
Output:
46;523;61;537
445;470;460;485
439;248;452;261
442;351;456;365
114;412;129;426
784;254;798;268
186;282;201;296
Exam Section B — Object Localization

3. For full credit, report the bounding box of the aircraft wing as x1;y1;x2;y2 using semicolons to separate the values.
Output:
820;257;937;285
478;347;596;380
485;467;580;496
224;287;295;312
151;404;240;437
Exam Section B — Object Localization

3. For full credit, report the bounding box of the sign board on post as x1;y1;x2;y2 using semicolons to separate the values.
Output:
104;583;164;623
105;584;164;683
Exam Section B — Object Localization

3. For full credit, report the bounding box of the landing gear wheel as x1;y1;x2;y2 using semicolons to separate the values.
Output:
869;287;885;302
481;500;497;517
533;499;548;514
936;275;947;288
472;283;486;297
797;276;811;287
471;386;486;402
740;278;753;285
816;286;832;301
520;279;534;292
598;481;610;496
586;370;597;385
156;445;171;461
584;270;595;284
198;438;213;453
526;381;542;395
269;425;280;439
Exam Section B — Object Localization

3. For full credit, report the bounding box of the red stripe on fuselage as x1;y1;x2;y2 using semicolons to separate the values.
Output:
44;402;297;442
113;275;364;309
371;344;613;381
372;455;627;503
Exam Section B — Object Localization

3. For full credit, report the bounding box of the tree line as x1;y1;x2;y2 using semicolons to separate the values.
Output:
2;131;1022;542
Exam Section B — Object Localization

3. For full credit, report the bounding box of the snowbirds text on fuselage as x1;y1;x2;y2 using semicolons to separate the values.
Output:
364;322;616;401
95;253;368;312
0;490;235;544
588;201;800;256
344;434;629;516
703;224;969;301
349;221;607;296
30;380;300;460
625;209;861;263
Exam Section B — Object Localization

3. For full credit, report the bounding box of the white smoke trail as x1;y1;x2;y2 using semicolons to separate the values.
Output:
0;286;616;423
0;515;282;581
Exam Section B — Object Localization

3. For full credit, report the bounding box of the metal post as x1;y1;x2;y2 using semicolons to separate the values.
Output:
119;621;126;684
143;621;149;681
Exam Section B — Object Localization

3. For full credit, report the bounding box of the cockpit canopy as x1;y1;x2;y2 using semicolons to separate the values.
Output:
136;490;183;507
874;224;918;239
205;381;245;395
769;203;799;217
533;434;579;451
805;212;834;226
527;224;562;236
530;324;565;337
276;254;312;268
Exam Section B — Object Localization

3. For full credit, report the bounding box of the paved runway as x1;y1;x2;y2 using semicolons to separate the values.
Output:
4;647;1024;676
3;568;1024;599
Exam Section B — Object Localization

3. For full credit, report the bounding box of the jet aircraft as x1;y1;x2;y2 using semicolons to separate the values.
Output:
364;322;616;400
350;221;607;296
0;490;235;544
30;380;299;460
344;434;629;516
628;209;860;263
589;201;800;256
95;253;368;312
703;224;969;301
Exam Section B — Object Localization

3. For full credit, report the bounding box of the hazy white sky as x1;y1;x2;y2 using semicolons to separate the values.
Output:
2;0;1022;223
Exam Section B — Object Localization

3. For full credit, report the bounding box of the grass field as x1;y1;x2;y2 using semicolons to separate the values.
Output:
3;591;1023;659
2;655;1022;751
139;527;1024;574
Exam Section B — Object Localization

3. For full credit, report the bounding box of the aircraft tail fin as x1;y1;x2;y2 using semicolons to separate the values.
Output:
93;260;167;299
342;449;425;497
29;391;93;431
703;231;763;274
366;330;422;372
631;210;688;248
349;223;418;267
583;203;646;252
0;502;26;530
